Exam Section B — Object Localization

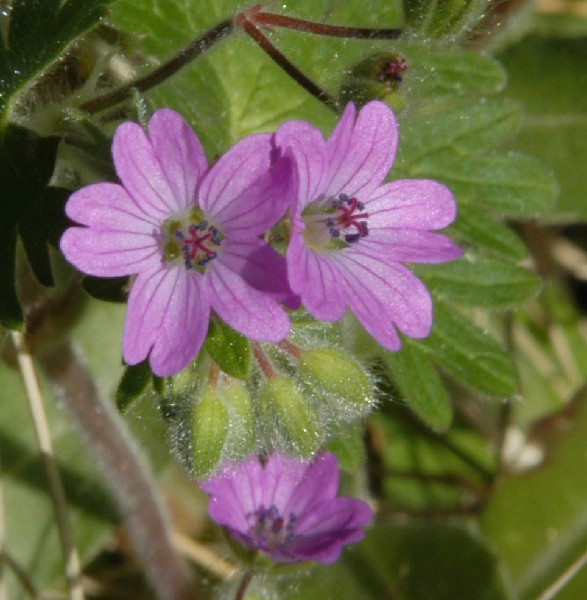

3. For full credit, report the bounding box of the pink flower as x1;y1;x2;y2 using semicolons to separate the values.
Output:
200;452;372;564
275;101;463;351
61;109;297;377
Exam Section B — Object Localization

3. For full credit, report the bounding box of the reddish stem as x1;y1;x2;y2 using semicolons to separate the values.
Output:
277;339;303;359
252;343;276;379
237;13;339;112
250;7;402;39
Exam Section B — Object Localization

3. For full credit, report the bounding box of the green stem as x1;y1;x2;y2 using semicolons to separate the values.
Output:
80;18;234;114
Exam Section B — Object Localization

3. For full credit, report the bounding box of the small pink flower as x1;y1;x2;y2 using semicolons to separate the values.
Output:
61;109;297;376
275;101;463;351
200;452;372;564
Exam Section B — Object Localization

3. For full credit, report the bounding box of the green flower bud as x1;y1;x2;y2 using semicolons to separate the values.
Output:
299;348;374;418
191;387;229;478
339;52;407;111
260;376;321;458
223;381;256;459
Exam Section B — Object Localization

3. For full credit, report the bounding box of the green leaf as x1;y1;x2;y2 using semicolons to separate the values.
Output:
413;302;519;397
383;342;453;431
410;149;558;219
204;319;250;379
481;390;587;600
415;255;541;309
498;36;587;222
0;124;65;327
116;361;152;412
0;0;113;124
285;521;511;600
451;204;528;261
81;275;130;303
400;98;522;162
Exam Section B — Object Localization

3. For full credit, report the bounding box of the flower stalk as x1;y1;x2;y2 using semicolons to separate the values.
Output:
11;332;84;600
38;341;197;600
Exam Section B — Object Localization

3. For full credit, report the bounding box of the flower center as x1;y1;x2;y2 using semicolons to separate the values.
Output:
302;193;369;250
162;211;223;270
248;504;296;550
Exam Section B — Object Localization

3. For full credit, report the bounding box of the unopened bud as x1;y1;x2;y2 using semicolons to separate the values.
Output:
223;381;256;459
299;348;374;418
339;52;407;111
192;387;229;478
259;376;321;458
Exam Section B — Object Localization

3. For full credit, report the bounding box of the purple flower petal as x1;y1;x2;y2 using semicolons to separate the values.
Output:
360;230;464;264
218;238;300;309
122;265;209;376
112;120;180;218
324;101;397;200
148;108;208;212
199;134;293;238
286;218;346;321
335;251;433;348
368;179;457;230
201;452;372;564
283;453;339;516
275;119;329;209
60;183;160;277
205;257;290;343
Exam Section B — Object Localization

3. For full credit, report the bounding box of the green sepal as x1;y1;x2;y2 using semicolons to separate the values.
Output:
260;376;322;458
299;347;374;418
192;387;229;478
204;318;250;379
82;275;130;303
223;382;256;459
116;360;153;412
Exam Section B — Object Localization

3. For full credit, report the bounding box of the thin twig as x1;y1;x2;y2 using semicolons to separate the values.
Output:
11;332;84;600
38;341;196;600
535;548;587;600
0;453;6;600
80;18;234;114
237;14;339;112
0;550;40;599
235;570;253;600
172;530;237;580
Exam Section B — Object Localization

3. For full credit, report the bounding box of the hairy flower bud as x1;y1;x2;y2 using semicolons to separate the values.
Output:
191;387;229;477
259;376;321;457
299;348;374;418
339;52;407;111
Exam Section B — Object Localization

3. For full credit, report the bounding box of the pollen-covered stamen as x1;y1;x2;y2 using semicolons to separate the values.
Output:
328;193;369;243
248;504;296;549
163;217;223;269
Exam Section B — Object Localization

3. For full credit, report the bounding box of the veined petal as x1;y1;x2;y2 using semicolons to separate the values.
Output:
359;230;464;264
286;220;346;321
368;179;457;230
283;453;339;517
205;259;290;342
113;120;179;218
60;227;160;277
148;108;208;212
61;183;161;276
122;265;209;377
335;251;432;348
199;134;294;237
275;120;328;209
219;239;300;309
324;101;397;200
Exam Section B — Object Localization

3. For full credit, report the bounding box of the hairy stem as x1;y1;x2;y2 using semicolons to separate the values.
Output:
237;13;339;112
11;332;84;600
80;18;234;114
234;570;253;600
38;341;197;600
251;9;402;39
